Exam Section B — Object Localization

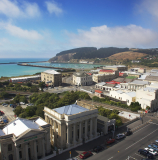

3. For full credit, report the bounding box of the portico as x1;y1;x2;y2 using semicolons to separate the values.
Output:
44;104;98;149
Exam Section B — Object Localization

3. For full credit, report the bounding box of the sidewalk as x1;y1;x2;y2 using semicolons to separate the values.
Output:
48;118;149;160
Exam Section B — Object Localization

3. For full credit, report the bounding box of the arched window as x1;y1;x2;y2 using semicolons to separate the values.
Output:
8;154;13;160
8;144;12;151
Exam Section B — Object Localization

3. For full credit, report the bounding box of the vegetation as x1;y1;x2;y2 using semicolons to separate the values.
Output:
13;91;91;119
98;106;122;127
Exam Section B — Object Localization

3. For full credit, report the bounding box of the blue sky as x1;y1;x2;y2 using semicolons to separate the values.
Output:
0;0;158;58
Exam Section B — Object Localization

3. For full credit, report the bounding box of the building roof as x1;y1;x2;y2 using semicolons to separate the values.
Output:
99;69;114;73
10;75;41;80
2;117;44;137
113;78;125;82
129;80;149;85
95;90;103;93
96;82;106;86
145;76;158;81
0;130;5;136
106;80;120;84
35;117;47;126
73;72;91;77
138;75;147;80
143;87;158;92
53;104;89;115
125;92;136;97
104;65;126;68
43;69;60;75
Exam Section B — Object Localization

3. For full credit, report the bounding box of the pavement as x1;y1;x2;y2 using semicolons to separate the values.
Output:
48;116;152;160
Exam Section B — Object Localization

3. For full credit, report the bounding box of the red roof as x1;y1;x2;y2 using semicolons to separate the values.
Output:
119;73;124;76
87;73;92;75
95;90;102;93
106;80;120;84
99;69;114;73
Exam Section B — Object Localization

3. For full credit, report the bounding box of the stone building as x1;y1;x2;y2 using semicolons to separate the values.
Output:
44;104;98;150
41;70;62;87
73;72;93;86
0;117;51;160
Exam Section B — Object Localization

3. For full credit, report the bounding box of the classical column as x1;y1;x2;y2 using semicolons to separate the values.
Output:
25;144;28;160
73;123;76;145
85;120;87;140
67;125;70;147
90;118;93;139
16;146;19;160
33;141;37;160
42;138;45;158
94;117;97;137
79;122;82;142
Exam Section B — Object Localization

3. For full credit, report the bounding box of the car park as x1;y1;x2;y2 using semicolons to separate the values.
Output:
138;149;154;159
93;146;104;153
116;133;126;140
106;138;115;144
79;151;93;159
144;148;157;156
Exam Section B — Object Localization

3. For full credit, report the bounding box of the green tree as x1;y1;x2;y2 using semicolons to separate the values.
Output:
39;82;45;91
20;96;27;103
14;106;24;116
26;82;32;87
25;106;37;117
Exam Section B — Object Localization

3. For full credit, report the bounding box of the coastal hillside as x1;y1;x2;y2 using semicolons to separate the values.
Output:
48;47;129;62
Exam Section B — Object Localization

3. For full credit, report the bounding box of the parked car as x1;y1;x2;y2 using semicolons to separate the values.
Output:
79;151;92;159
138;149;154;159
20;102;25;105
93;146;104;153
10;104;17;108
144;148;157;155
155;140;158;143
124;130;132;136
3;104;8;107
106;138;115;144
116;133;125;140
0;111;4;116
27;103;34;106
2;103;7;106
148;145;158;151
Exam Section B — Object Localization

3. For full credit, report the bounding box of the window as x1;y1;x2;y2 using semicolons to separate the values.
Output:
19;151;22;159
8;144;12;151
8;154;13;160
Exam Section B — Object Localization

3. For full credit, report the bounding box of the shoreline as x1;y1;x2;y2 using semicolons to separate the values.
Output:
0;61;47;65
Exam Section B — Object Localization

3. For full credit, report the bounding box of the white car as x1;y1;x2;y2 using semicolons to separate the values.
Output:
116;133;125;140
20;102;25;105
155;140;158;143
144;147;157;155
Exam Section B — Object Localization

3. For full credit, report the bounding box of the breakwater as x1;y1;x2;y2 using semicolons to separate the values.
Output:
0;61;47;65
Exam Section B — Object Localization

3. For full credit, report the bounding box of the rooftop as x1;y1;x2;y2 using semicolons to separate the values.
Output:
43;69;60;75
99;69;114;72
11;75;41;80
129;80;149;85
53;104;89;115
96;82;106;86
104;65;126;68
73;72;91;77
95;90;103;93
143;87;158;92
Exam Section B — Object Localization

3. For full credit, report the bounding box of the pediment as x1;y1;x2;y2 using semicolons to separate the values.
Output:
15;129;46;142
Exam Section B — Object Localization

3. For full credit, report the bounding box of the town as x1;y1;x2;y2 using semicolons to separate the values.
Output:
0;65;158;160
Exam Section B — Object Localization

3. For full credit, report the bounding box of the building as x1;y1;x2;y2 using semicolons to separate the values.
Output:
44;104;98;150
41;70;62;87
120;80;149;91
99;69;119;77
9;75;41;83
136;87;158;111
73;72;93;86
130;68;146;73
109;90;136;105
95;90;103;97
0;117;51;160
103;65;128;71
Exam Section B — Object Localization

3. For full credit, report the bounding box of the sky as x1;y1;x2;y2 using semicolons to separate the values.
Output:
0;0;158;58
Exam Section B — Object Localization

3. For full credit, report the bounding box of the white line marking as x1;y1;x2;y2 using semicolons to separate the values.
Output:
135;153;144;158
107;157;113;160
125;129;158;150
133;124;150;134
149;122;158;125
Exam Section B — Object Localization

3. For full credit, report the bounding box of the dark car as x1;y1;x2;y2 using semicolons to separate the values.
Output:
93;146;104;153
79;151;92;159
138;149;154;159
124;130;132;136
106;138;115;144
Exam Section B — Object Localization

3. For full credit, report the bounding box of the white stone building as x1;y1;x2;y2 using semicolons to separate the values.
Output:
109;90;136;106
44;104;98;150
73;72;93;86
136;87;158;111
0;117;51;160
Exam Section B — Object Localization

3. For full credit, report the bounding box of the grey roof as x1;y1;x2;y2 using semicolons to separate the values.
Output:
105;83;116;87
138;75;147;80
113;78;125;83
125;92;136;97
53;104;89;115
145;76;158;81
129;80;149;85
143;87;158;92
96;82;106;86
0;130;5;136
73;72;91;77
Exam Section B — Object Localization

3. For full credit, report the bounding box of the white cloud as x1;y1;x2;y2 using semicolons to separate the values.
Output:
0;0;40;18
139;0;158;18
67;25;158;48
45;1;63;16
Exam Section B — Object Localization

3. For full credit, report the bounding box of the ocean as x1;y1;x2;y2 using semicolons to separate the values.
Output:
0;58;102;77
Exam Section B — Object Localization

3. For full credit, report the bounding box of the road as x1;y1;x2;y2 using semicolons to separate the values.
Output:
86;119;158;160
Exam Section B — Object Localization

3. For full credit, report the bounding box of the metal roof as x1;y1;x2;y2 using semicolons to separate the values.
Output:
96;82;106;86
11;75;40;80
143;87;158;92
53;104;89;115
43;69;60;74
129;80;149;85
0;130;5;136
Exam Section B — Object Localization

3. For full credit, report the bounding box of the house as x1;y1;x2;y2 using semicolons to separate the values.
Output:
0;117;51;160
95;90;103;97
73;72;93;86
44;104;98;150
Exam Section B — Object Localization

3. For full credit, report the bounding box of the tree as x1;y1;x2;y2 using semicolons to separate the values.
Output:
26;82;32;87
25;106;37;117
14;106;24;116
146;106;150;110
0;91;9;99
20;96;27;103
39;82;45;91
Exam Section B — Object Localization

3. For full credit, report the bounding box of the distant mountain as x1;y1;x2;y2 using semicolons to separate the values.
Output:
48;47;130;62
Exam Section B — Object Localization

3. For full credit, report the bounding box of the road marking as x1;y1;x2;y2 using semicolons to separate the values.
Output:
125;128;158;150
133;124;150;134
135;153;144;158
149;122;158;125
107;157;113;160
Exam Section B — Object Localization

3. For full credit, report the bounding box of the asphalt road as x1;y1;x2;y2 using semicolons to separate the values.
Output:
85;119;158;160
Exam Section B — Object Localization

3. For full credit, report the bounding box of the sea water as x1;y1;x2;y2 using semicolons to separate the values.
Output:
0;58;102;77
